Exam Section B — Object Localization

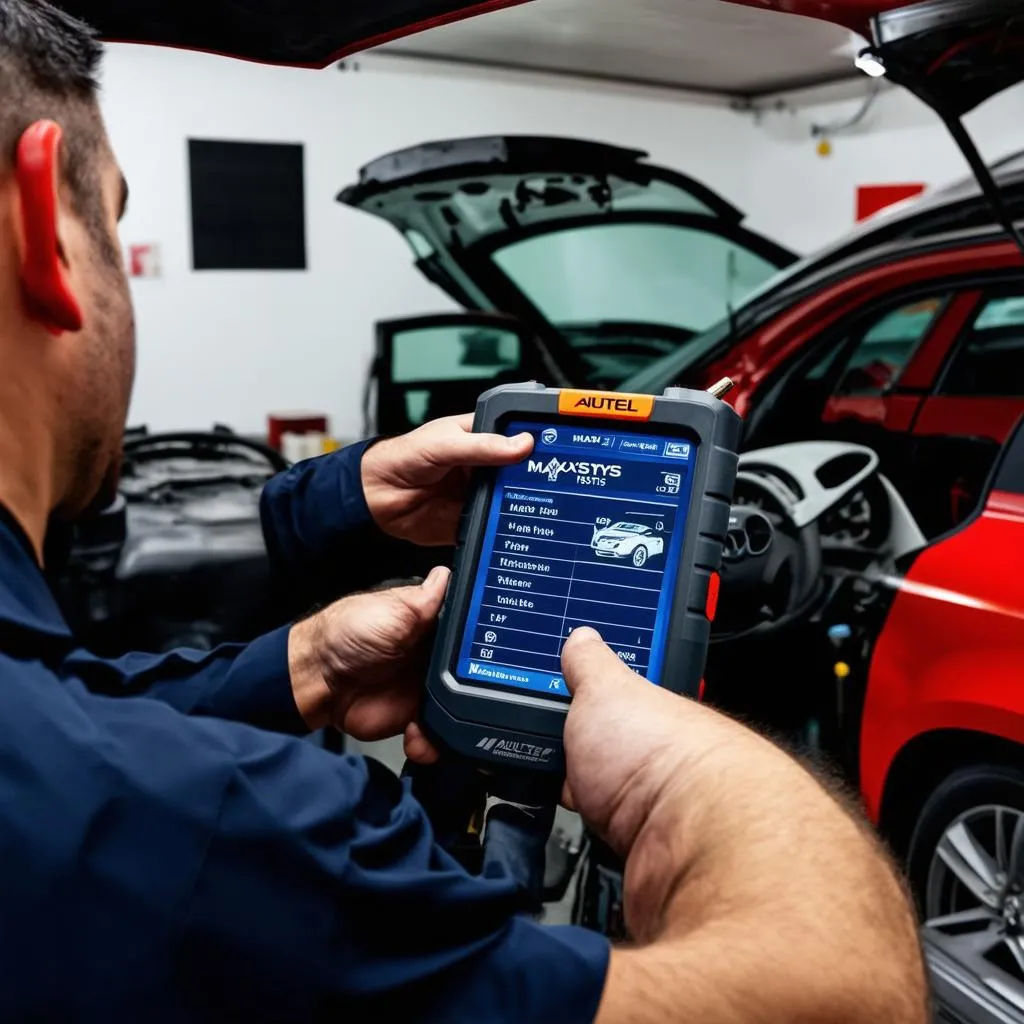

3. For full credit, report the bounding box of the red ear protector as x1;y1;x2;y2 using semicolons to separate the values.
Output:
16;120;83;334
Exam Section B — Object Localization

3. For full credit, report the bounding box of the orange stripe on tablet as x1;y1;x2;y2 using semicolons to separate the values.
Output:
558;390;655;420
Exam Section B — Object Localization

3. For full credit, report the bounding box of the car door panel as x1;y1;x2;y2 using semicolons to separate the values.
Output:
822;393;924;431
897;291;981;389
818;294;953;440
863;420;1024;827
913;290;1024;445
371;313;543;436
913;397;1024;445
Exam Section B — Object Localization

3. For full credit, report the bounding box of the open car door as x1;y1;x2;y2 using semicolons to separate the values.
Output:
367;313;541;435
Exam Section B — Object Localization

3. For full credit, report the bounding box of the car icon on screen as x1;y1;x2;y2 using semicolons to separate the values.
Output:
591;522;665;568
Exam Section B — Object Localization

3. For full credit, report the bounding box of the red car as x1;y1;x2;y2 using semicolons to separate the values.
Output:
615;7;1024;1017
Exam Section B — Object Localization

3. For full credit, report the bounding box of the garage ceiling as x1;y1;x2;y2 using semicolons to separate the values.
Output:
376;0;864;99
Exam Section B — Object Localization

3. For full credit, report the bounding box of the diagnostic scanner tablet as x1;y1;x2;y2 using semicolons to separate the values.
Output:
424;382;741;776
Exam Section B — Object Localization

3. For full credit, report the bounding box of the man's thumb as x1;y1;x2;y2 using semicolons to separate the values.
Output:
393;566;451;624
561;628;634;697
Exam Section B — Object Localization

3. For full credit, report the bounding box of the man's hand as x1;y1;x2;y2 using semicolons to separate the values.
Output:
559;629;928;1024
361;415;534;547
288;568;450;763
561;628;744;933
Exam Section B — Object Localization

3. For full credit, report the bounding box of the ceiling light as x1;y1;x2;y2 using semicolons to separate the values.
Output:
855;50;887;78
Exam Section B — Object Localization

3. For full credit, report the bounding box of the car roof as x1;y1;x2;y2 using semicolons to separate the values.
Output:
724;158;1024;318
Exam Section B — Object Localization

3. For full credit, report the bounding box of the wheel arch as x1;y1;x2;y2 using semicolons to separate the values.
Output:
877;728;1024;861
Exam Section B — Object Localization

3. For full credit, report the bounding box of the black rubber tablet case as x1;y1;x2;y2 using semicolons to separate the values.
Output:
423;382;742;776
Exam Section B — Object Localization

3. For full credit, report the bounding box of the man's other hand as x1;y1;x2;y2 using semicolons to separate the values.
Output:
559;628;928;1024
288;567;451;762
560;628;700;853
361;415;534;546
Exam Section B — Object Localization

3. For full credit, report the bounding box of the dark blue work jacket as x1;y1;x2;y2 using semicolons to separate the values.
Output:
0;444;608;1022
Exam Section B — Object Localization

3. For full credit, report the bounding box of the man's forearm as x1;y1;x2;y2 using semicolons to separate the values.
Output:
64;629;309;736
597;707;928;1024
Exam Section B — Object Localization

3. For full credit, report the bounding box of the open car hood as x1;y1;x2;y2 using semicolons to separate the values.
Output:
57;0;529;66
57;0;1021;115
50;2;941;65
337;135;797;382
867;0;1024;119
339;134;758;256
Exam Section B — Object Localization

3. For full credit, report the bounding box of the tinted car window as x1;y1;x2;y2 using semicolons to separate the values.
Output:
832;297;945;397
492;223;782;336
392;325;522;383
377;321;526;435
940;295;1024;397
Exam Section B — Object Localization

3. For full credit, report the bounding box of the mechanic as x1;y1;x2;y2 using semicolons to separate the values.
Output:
0;3;928;1021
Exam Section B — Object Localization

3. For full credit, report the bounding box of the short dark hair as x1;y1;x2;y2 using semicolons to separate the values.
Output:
0;1;107;235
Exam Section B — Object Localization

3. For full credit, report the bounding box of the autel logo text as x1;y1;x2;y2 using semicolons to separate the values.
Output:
477;737;556;763
575;396;641;413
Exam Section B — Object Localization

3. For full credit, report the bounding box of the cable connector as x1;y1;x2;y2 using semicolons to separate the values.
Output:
707;378;736;400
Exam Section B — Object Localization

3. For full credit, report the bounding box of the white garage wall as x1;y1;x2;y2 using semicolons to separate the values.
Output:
100;43;1024;438
102;45;753;439
737;82;1024;253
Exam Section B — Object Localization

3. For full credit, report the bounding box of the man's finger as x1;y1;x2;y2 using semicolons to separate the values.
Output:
393;565;451;623
561;628;638;697
404;722;440;765
560;780;577;813
430;426;533;469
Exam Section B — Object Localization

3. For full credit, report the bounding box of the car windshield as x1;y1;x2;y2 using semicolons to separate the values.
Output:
612;523;645;532
491;221;784;336
616;253;824;395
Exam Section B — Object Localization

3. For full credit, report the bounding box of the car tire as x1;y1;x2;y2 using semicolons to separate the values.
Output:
907;763;1024;905
632;547;648;568
906;763;1024;999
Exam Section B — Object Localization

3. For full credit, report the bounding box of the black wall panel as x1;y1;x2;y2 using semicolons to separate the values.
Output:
189;139;306;271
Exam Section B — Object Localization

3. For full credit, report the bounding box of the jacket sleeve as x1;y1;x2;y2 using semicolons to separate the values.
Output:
260;441;444;617
0;662;609;1022
62;626;308;736
59;443;433;734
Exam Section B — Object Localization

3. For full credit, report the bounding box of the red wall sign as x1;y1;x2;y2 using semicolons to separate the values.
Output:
856;183;927;223
128;243;162;278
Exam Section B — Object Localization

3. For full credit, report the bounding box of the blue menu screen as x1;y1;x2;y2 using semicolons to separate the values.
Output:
455;420;699;700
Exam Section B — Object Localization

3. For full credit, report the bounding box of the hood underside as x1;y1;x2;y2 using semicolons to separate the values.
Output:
339;135;750;249
57;0;529;66
54;1;1021;118
54;1;962;70
337;135;797;360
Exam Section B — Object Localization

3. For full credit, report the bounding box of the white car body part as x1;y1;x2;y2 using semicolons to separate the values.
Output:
591;523;666;564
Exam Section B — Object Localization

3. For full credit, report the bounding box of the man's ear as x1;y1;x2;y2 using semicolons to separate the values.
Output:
15;119;83;335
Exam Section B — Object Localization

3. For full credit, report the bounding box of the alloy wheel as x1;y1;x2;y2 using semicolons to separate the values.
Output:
924;804;1024;1012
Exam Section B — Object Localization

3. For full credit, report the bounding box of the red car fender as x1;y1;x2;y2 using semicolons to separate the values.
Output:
861;652;1024;824
860;491;1024;823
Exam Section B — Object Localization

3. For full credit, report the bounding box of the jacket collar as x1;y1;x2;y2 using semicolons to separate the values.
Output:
0;504;72;640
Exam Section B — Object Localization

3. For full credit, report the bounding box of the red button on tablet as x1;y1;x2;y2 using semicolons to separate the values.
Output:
705;572;721;622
